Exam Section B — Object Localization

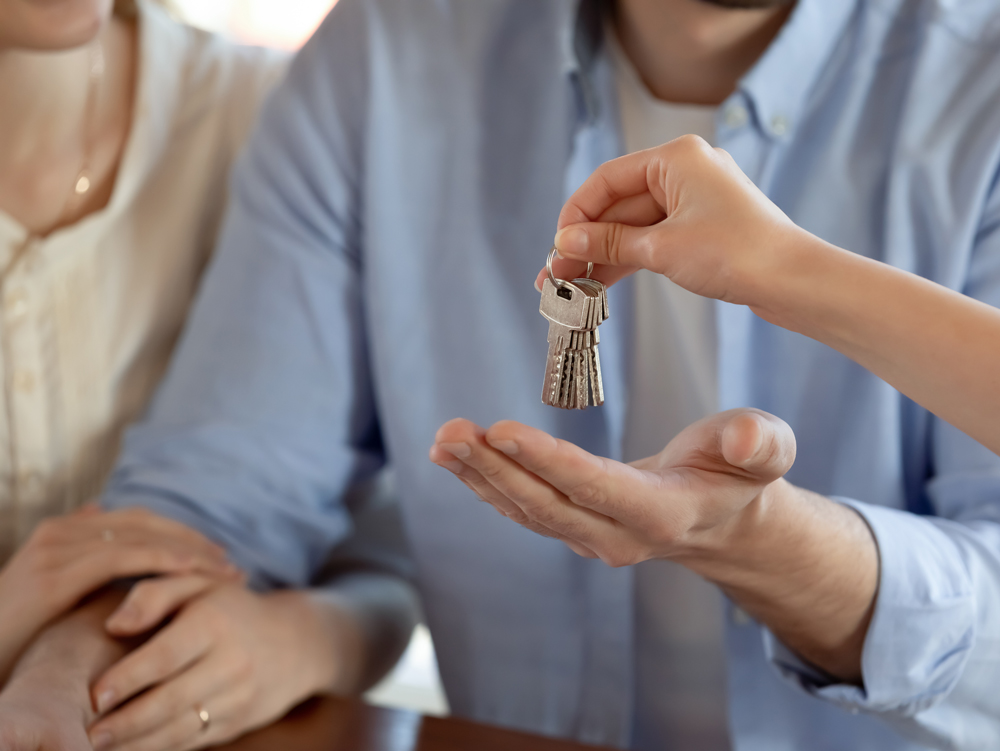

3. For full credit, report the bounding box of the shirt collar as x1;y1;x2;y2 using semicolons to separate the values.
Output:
738;0;860;141
567;0;861;139
106;0;188;216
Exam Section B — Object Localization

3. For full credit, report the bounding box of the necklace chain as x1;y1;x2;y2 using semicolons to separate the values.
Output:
56;41;105;228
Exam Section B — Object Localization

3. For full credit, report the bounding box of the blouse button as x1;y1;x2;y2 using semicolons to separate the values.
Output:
5;289;29;321
17;470;43;495
13;370;36;394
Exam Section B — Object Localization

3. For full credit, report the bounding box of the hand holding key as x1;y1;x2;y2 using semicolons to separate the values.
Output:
538;134;809;313
539;250;609;409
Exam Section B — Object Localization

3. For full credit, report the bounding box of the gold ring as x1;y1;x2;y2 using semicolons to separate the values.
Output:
195;705;210;732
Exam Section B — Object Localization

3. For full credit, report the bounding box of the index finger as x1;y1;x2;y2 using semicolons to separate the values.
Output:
556;149;657;230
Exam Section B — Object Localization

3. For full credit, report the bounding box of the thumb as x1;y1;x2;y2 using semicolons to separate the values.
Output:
719;410;796;483
554;221;663;271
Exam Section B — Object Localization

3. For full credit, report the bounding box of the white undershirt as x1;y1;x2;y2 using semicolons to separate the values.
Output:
607;32;730;751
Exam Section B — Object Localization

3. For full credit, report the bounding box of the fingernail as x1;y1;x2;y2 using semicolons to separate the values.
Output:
435;459;465;474
489;439;519;456
554;227;589;258
533;277;542;293
95;689;116;714
438;442;471;459
90;730;113;751
106;608;134;632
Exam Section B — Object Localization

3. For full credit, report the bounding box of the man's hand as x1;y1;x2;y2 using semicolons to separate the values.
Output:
87;580;343;751
0;507;239;678
0;591;129;751
429;409;794;565
430;409;879;682
0;665;94;751
0;660;96;751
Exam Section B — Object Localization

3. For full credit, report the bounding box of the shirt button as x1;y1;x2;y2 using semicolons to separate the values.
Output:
731;607;752;626
770;114;790;137
5;289;29;321
724;104;749;129
13;370;36;394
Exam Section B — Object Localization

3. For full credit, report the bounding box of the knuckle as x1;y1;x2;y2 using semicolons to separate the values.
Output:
603;222;625;266
634;232;659;272
158;686;189;718
598;546;640;569
565;479;605;510
506;508;529;526
520;520;556;539
597;549;627;568
147;642;184;677
232;650;255;682
650;519;683;549
526;503;560;530
477;461;504;483
674;133;707;157
30;518;61;546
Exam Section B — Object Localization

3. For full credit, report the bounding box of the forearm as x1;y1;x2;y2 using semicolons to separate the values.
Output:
679;479;878;683
5;589;128;712
0;601;45;682
752;230;1000;455
276;573;419;697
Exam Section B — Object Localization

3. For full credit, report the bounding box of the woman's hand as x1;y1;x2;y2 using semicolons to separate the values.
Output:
538;134;807;308
88;580;340;751
0;507;239;676
429;409;796;566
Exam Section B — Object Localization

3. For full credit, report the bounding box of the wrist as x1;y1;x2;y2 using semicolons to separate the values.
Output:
0;576;45;656
263;590;359;697
4;650;96;721
741;225;845;330
673;477;787;581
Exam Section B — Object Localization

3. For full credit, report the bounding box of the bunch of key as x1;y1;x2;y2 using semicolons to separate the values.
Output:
539;275;609;409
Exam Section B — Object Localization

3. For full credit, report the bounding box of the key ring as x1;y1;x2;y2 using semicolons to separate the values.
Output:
546;246;593;290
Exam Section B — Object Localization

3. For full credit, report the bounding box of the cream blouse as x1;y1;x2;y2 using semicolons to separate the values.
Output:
0;1;286;562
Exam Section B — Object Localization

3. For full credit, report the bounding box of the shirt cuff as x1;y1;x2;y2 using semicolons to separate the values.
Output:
762;498;975;716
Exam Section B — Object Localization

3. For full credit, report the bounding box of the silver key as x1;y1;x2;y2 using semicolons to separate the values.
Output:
539;277;608;409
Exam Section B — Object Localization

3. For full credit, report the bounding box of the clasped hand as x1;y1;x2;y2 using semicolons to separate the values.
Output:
430;409;795;567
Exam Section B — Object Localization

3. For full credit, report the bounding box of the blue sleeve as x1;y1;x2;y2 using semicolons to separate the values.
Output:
764;170;1000;748
103;0;382;589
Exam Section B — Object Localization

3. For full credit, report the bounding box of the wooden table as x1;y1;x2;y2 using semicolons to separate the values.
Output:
220;697;615;751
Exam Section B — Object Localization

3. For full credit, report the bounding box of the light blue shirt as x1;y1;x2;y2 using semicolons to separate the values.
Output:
103;0;1000;748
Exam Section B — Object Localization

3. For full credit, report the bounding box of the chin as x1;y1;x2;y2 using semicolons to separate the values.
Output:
0;0;114;50
696;0;795;7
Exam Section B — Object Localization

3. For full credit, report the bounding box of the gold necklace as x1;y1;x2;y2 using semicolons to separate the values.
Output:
58;40;105;225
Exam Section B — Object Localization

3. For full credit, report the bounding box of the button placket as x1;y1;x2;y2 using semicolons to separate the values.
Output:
2;265;51;509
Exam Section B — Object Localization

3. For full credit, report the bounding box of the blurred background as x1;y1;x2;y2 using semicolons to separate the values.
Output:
172;0;336;49
168;0;448;717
